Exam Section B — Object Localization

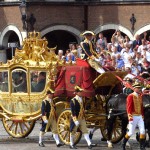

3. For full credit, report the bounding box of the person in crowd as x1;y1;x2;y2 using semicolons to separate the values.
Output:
104;53;112;67
65;49;70;58
96;32;107;50
66;53;76;64
70;43;77;52
39;89;64;147
106;43;112;54
57;49;65;61
70;85;96;149
131;61;141;76
98;52;106;67
110;36;119;51
121;43;134;68
141;58;150;72
112;29;124;43
124;67;135;79
34;72;46;92
76;44;83;58
132;34;142;49
31;74;38;88
103;53;116;70
123;77;133;94
116;53;125;71
80;30;105;73
137;39;147;54
134;51;143;64
143;32;148;43
118;39;125;52
122;83;146;150
72;49;78;61
143;45;150;62
111;45;120;58
124;36;131;45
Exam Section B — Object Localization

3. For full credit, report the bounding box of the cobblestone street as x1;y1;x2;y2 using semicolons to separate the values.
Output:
0;120;149;150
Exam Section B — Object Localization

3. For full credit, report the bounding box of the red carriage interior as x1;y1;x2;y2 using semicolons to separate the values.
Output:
54;59;124;97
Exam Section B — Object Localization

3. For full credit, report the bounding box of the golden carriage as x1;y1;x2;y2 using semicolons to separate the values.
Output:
0;32;127;144
0;32;59;138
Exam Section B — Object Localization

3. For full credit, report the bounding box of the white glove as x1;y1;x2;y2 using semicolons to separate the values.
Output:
44;120;48;124
94;58;100;62
74;121;79;127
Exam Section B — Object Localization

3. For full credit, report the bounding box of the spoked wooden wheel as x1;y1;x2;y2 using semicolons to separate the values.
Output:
55;101;69;118
2;117;35;138
101;116;124;143
57;109;82;145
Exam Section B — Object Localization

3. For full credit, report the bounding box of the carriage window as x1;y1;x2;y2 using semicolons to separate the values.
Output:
0;71;9;92
12;69;27;93
30;71;46;92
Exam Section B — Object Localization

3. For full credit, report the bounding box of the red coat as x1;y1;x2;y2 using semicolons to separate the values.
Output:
126;92;144;121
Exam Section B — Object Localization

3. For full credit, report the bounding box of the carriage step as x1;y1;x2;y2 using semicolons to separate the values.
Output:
10;116;23;122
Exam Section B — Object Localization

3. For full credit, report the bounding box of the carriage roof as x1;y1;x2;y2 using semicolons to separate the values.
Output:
93;71;127;88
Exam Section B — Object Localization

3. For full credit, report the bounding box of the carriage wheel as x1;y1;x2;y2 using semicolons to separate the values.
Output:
57;109;82;145
101;116;124;143
2;117;35;138
55;101;69;118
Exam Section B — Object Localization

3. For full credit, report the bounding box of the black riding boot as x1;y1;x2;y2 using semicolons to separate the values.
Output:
122;137;128;150
140;139;146;150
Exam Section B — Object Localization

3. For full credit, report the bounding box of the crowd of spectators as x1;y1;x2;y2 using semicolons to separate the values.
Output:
57;30;150;79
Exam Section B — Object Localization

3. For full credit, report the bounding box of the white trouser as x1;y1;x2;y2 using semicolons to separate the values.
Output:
127;115;145;137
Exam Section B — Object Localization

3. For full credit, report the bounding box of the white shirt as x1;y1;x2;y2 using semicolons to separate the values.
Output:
47;98;52;103
75;95;82;103
145;51;150;62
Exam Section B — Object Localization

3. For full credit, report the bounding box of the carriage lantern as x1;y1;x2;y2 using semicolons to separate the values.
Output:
19;0;27;31
19;0;36;32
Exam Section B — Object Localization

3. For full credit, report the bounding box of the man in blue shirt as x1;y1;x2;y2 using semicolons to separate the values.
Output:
116;54;124;70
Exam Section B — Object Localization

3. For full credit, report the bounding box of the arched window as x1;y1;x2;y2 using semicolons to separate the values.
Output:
11;69;27;93
30;70;46;93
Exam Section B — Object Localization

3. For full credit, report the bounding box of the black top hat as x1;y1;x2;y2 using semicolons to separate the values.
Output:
74;85;84;92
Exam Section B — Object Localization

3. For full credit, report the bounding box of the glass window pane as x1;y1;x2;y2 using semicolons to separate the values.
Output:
12;69;27;93
0;71;9;92
30;71;46;92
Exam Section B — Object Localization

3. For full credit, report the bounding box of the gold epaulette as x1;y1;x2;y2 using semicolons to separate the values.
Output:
71;98;76;105
43;99;47;105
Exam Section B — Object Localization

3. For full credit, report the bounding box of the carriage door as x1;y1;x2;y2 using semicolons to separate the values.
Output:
29;70;47;113
11;68;30;114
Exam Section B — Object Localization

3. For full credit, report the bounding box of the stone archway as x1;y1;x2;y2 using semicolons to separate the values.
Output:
0;25;24;62
0;25;23;48
40;25;81;44
134;24;150;39
94;24;134;40
40;25;81;53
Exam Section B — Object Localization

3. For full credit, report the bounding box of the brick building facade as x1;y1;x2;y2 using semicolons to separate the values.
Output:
0;0;150;61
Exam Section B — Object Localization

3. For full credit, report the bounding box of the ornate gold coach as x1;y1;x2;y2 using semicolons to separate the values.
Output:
0;32;127;145
0;31;62;138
